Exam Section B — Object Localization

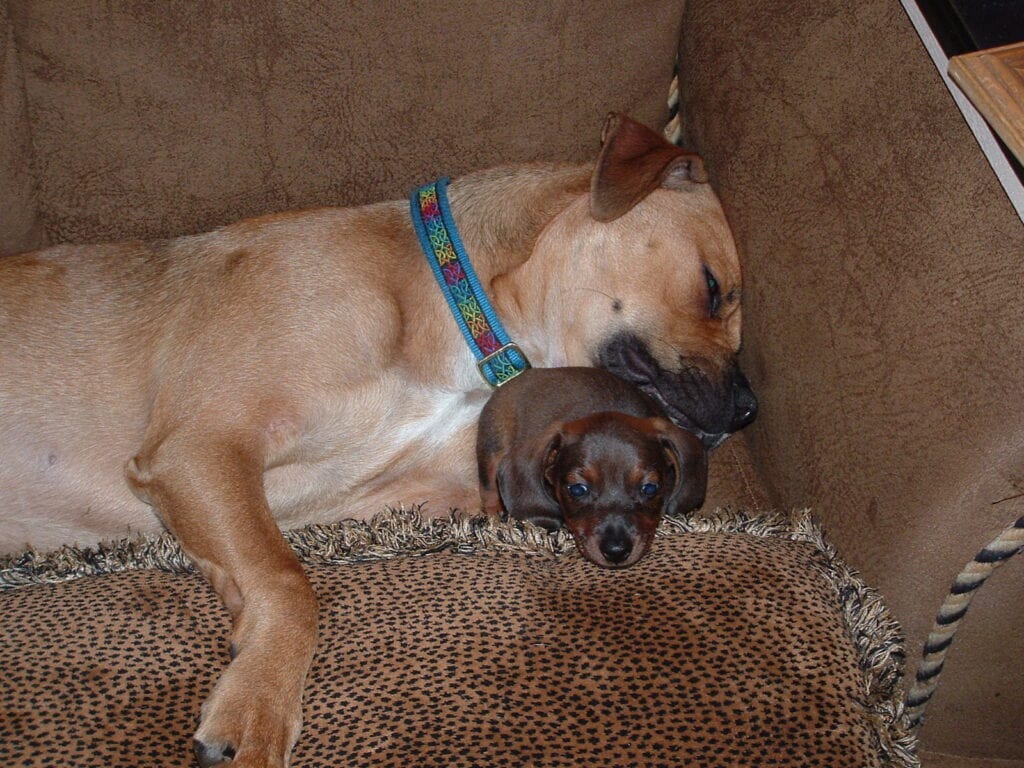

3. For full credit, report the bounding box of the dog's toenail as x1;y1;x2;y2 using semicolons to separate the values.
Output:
229;642;238;659
193;738;236;767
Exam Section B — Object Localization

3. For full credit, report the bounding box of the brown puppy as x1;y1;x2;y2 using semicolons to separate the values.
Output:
0;114;755;767
477;367;706;568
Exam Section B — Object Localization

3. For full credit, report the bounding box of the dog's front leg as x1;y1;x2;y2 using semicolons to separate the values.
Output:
127;432;317;768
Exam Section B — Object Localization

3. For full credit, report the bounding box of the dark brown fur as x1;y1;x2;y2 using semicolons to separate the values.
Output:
477;367;706;568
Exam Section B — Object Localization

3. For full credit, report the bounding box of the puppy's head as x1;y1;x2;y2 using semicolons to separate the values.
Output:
500;412;706;569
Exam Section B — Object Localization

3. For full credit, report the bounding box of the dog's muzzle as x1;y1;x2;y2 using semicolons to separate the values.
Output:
598;333;758;449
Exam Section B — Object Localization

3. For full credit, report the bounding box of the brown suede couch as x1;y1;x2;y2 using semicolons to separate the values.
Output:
1;1;1020;765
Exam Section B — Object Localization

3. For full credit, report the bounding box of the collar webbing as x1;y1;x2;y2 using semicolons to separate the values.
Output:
410;177;530;387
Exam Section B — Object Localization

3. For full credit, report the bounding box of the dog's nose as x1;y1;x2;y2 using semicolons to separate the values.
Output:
729;366;758;432
599;530;633;565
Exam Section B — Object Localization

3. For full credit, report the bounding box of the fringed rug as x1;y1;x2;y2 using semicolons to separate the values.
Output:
0;507;918;767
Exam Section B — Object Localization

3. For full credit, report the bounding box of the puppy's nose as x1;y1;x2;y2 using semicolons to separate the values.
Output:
599;530;633;565
729;366;758;432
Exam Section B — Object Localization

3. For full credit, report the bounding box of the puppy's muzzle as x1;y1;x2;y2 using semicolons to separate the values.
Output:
598;523;634;566
571;515;652;569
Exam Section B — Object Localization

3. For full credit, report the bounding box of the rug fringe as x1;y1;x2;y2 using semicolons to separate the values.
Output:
0;505;578;587
1;505;812;586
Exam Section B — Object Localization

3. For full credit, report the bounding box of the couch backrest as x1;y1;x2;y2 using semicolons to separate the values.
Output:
1;0;686;250
0;4;42;255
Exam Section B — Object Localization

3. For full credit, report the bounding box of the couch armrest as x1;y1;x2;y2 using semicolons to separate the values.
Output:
678;0;1024;759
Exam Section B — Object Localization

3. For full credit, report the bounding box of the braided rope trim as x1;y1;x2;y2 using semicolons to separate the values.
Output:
905;514;1024;729
664;69;683;147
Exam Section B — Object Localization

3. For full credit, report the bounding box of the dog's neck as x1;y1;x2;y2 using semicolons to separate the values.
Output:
445;164;591;280
443;164;592;369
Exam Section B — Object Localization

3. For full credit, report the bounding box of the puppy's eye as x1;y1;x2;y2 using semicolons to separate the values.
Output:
567;483;589;498
703;265;722;318
640;482;659;497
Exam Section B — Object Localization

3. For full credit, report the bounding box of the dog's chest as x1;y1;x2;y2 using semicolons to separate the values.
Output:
263;382;489;524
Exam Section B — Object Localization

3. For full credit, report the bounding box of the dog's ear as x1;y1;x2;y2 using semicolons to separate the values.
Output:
591;113;708;222
495;427;564;529
650;417;707;516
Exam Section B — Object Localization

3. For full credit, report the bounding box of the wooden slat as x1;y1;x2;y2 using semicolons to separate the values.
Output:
949;42;1024;165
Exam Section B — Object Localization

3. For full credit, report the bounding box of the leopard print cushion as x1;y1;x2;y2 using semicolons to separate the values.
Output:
0;511;917;767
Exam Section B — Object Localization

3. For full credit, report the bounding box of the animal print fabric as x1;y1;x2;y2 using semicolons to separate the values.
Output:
0;510;917;766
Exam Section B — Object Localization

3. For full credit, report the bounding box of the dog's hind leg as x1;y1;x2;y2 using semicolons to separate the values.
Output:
127;430;317;768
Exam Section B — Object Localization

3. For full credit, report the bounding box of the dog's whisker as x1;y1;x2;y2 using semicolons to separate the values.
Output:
652;334;686;360
579;286;617;302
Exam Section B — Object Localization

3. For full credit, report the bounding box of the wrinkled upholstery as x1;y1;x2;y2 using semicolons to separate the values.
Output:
0;4;41;255
0;0;1020;763
5;0;683;245
679;0;1024;760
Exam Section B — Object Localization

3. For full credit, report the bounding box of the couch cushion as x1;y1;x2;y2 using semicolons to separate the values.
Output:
8;0;684;244
0;508;915;767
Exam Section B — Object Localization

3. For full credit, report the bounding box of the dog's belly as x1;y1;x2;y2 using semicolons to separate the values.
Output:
0;417;157;555
0;375;488;554
263;384;488;528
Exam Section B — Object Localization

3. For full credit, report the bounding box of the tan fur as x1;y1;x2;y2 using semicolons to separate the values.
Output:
0;116;745;767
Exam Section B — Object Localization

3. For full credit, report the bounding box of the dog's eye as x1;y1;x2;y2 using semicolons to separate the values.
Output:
640;482;659;497
567;483;589;498
703;265;722;318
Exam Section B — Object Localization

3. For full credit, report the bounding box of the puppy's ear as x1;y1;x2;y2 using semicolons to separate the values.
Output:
591;113;708;223
650;418;707;516
495;427;564;529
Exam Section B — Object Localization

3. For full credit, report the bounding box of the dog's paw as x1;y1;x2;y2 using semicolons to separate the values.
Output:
192;657;303;768
193;738;236;767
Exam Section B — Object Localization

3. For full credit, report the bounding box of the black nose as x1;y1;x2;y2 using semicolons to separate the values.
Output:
729;367;758;432
599;530;633;564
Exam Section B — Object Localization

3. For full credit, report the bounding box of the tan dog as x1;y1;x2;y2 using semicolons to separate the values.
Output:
0;114;755;767
477;367;707;568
